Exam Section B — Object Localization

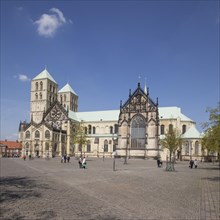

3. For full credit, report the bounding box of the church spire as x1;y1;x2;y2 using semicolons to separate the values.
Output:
144;77;147;94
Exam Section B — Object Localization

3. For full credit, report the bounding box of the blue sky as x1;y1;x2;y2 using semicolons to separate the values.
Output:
1;0;219;140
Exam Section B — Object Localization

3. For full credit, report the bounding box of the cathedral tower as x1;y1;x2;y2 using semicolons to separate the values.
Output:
58;83;78;112
30;69;58;123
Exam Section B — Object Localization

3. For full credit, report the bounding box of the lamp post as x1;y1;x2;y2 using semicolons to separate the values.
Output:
124;134;129;164
113;151;116;171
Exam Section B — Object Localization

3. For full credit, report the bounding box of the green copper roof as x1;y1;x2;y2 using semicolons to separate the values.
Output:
58;83;77;95
181;126;201;139
33;69;57;83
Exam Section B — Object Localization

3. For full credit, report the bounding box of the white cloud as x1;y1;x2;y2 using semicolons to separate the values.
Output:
34;8;67;38
18;74;30;82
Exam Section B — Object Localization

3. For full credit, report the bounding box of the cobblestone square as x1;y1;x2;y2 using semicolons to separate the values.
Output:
0;157;219;220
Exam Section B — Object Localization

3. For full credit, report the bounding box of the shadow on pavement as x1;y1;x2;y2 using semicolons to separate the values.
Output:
202;176;220;182
0;176;50;203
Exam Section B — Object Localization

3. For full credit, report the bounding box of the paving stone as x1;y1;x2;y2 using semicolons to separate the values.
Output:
0;158;219;220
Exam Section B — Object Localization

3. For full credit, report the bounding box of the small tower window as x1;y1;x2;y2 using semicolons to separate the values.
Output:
39;92;42;100
88;125;92;134
35;82;38;90
60;95;63;104
93;126;96;134
110;126;113;134
182;125;186;134
35;93;38;100
114;124;118;134
40;81;43;90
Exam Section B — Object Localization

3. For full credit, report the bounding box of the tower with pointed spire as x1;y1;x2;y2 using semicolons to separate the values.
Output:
30;68;58;123
58;83;78;112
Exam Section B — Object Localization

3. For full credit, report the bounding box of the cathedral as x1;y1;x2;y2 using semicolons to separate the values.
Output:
19;69;202;160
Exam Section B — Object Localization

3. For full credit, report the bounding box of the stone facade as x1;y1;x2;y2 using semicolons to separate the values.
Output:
19;69;203;160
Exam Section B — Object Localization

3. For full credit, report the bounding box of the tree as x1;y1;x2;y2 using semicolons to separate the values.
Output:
202;102;220;161
72;123;88;157
160;128;182;171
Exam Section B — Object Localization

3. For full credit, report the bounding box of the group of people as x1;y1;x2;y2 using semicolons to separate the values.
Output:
61;155;70;163
78;156;86;169
189;159;198;169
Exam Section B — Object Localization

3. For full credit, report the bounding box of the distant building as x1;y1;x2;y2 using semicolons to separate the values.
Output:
0;140;22;157
19;68;202;160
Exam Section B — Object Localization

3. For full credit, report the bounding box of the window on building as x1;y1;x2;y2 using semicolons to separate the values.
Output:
195;141;199;155
53;86;55;93
35;130;40;139
114;124;118;134
87;142;91;152
35;82;38;90
39;92;42;99
25;131;30;139
160;125;165;135
169;124;173;134
93;126;96;134
185;141;189;155
35;93;38;100
60;95;63;104
88;125;92;134
182;125;186;134
131;115;146;149
45;130;50;139
64;94;66;102
110;126;113;134
40;81;43;90
104;140;108;152
50;85;52;92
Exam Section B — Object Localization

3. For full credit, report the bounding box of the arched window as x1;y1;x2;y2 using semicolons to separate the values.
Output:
39;92;42;99
160;125;165;135
35;82;38;90
114;124;118;134
169;124;173;134
110;126;113;134
40;81;43;90
25;142;29;149
35;130;40;139
25;131;30;139
93;127;96;134
53;86;55;93
104;139;108;152
87;141;91;152
88;125;92;134
35;93;38;100
45;130;50;139
182;125;186;134
195;141;199;155
131;115;146;149
185;141;189;155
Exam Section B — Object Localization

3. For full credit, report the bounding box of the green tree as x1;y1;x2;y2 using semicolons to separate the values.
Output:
72;123;88;157
160;128;182;170
202;102;220;160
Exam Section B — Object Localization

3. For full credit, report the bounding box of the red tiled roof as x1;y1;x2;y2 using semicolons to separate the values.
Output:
0;141;22;149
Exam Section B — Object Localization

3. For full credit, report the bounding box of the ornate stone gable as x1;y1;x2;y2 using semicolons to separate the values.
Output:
43;101;69;130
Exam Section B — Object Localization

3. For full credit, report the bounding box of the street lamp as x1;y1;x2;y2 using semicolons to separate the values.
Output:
124;134;129;164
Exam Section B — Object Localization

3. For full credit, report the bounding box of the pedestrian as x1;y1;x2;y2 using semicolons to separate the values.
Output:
67;155;70;163
194;159;198;168
23;155;26;161
64;154;67;163
157;158;163;167
189;159;194;169
82;156;86;169
78;156;82;168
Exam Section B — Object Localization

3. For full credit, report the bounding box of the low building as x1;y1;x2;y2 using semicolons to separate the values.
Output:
0;140;22;157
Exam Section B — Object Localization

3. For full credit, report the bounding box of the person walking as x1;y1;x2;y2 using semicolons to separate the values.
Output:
67;155;70;163
194;159;198;168
82;156;86;169
78;156;82;168
189;159;194;169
